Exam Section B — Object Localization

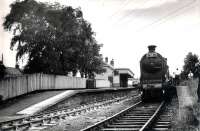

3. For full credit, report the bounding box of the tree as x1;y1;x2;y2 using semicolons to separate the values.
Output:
183;52;199;78
182;52;200;101
3;0;105;77
180;70;188;80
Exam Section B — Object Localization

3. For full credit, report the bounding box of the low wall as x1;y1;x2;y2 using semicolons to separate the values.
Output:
175;78;199;129
95;79;111;88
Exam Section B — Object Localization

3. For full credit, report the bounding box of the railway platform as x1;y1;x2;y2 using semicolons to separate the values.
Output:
0;88;138;123
0;90;71;122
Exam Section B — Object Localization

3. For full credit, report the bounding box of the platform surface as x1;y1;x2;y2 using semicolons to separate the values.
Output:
17;90;76;115
0;90;69;122
0;87;136;122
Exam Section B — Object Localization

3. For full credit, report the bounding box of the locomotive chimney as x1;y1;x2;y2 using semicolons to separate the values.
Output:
148;45;156;52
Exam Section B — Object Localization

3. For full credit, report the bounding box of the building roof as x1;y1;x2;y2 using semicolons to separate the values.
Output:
103;62;114;70
5;67;22;77
115;68;134;78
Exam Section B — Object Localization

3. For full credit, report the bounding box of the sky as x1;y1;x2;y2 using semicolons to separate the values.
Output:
1;0;200;78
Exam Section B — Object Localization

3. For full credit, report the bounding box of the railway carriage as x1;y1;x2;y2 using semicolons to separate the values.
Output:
140;45;169;101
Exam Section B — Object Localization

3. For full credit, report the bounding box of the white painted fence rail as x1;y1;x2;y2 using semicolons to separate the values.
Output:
0;73;86;101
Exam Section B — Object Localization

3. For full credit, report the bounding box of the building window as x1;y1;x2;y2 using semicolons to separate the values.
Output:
114;70;119;76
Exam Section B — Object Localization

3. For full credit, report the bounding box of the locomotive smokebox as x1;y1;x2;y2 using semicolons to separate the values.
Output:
148;45;157;52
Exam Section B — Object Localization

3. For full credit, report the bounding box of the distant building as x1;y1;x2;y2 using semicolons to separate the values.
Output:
95;57;135;88
95;57;115;87
4;67;22;78
113;68;134;87
0;54;22;78
95;62;114;80
130;78;140;86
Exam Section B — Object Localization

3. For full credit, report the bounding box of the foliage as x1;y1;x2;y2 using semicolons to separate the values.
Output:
180;70;188;80
3;0;105;77
0;63;6;79
183;52;199;78
193;63;200;78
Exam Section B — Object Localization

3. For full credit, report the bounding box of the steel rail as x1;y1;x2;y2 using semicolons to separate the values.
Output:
81;101;142;131
81;101;164;131
0;95;140;131
139;101;165;131
37;93;139;115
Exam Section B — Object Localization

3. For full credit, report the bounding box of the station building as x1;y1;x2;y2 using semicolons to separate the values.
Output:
113;68;134;87
95;57;114;88
95;57;135;88
0;55;22;78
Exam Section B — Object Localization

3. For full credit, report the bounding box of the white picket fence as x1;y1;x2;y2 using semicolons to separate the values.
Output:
0;73;86;100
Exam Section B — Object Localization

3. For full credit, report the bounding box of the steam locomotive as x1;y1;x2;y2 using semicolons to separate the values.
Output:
140;45;169;101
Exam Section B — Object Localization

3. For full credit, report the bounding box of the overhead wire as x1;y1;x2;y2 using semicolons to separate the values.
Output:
99;0;196;33
71;0;197;37
134;0;196;33
89;0;133;27
116;0;150;23
109;0;134;19
105;0;150;27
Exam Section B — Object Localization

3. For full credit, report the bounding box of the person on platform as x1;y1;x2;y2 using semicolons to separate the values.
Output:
193;62;200;102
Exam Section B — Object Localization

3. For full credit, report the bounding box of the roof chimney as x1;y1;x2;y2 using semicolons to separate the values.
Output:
110;59;114;67
148;45;156;52
105;57;108;63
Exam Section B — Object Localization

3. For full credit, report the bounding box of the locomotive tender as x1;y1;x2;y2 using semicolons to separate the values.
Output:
140;45;169;101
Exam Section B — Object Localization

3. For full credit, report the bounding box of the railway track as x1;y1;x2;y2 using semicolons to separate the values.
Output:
0;94;140;131
82;101;170;131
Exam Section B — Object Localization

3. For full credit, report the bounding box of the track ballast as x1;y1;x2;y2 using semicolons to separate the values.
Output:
82;101;170;131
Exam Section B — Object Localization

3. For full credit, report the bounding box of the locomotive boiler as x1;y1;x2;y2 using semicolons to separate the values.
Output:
140;45;169;101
